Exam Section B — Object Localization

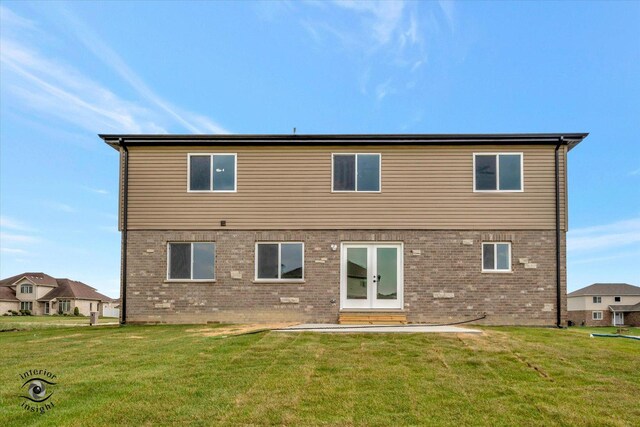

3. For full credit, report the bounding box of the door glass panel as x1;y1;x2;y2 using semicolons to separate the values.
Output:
346;248;368;299
376;248;398;300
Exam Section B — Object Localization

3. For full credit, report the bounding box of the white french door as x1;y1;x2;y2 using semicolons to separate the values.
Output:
340;243;403;310
613;312;624;326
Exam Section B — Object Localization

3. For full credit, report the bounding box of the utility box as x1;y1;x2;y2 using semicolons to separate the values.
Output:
90;311;98;326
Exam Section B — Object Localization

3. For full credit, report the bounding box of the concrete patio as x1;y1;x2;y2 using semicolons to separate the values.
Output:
274;324;482;334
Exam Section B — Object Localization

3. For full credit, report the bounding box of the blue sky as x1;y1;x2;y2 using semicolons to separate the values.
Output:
1;1;638;298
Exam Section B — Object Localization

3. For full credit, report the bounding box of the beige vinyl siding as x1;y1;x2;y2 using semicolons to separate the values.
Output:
122;144;567;231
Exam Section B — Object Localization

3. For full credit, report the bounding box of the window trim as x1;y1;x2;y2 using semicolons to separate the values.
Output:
331;153;382;193
593;296;602;304
592;311;603;320
166;242;217;282
254;242;305;282
481;242;512;273
20;283;33;294
187;153;237;193
473;153;524;193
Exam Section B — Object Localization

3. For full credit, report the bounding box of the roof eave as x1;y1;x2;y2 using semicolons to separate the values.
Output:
99;133;589;151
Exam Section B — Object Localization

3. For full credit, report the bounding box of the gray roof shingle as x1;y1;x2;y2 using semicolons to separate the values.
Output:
568;283;640;297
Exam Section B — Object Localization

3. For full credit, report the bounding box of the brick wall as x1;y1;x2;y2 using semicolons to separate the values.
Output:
123;229;566;326
568;310;612;326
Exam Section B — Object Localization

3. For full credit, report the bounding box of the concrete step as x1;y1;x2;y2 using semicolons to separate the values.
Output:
338;311;407;325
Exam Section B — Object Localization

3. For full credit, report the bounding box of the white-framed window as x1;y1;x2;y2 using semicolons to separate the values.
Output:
188;153;237;192
20;301;33;311
59;300;71;313
473;153;523;192
167;242;216;281
332;153;381;192
482;242;511;272
614;296;621;302
593;296;602;304
592;311;603;320
20;284;33;294
255;242;304;281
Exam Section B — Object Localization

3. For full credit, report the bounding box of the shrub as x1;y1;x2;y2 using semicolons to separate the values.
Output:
19;309;32;316
73;307;80;316
10;310;19;316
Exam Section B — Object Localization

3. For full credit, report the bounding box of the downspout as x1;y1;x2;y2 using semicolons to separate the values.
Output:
120;138;129;325
555;137;564;328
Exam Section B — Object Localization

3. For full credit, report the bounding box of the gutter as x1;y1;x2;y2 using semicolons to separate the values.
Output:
555;137;565;328
120;139;129;325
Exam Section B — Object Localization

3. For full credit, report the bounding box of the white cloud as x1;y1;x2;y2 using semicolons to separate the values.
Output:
630;168;640;176
56;5;229;134
0;232;40;243
0;216;36;232
568;217;640;252
0;5;228;135
0;247;28;255
82;186;109;195
43;202;76;213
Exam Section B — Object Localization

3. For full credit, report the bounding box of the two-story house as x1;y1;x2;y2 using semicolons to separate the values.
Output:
567;283;640;326
0;272;114;316
101;133;588;325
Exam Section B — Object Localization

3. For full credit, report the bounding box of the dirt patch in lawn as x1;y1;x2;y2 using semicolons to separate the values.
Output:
187;323;299;337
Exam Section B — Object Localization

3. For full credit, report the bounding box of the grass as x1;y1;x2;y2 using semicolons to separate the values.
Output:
0;315;118;331
0;324;638;426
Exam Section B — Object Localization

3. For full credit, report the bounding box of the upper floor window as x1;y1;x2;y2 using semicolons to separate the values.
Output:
332;154;380;192
168;242;216;280
593;296;602;304
255;242;304;281
20;284;33;294
474;153;523;192
614;296;621;302
482;242;511;272
188;154;236;192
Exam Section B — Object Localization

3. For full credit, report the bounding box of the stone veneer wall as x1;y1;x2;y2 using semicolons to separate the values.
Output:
123;229;566;326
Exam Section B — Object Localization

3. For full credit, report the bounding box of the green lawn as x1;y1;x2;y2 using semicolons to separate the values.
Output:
0;315;118;331
0;325;638;426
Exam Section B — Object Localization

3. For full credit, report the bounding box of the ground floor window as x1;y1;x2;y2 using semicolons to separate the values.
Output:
20;301;33;311
167;242;216;280
592;311;603;320
59;300;71;313
44;302;50;314
482;242;511;272
255;242;304;280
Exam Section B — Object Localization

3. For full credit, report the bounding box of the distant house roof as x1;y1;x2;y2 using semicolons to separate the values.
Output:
38;279;113;302
0;286;19;302
568;283;640;297
609;303;640;313
0;272;58;287
100;133;589;152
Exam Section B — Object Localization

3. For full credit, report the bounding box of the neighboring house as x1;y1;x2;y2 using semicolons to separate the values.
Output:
101;133;588;325
0;273;113;316
567;283;640;326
